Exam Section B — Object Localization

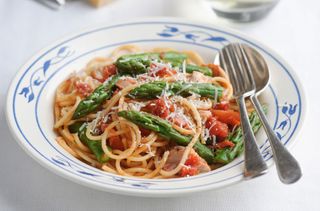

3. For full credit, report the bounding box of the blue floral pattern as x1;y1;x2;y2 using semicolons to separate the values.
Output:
52;156;99;177
51;156;155;189
261;102;298;157
157;25;229;44
19;46;74;103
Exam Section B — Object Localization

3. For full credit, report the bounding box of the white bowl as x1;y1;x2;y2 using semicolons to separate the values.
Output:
6;18;306;197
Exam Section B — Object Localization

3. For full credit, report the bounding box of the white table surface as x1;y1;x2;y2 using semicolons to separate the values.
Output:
1;0;319;210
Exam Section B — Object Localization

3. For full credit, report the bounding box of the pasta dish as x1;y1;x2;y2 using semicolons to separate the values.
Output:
54;45;263;179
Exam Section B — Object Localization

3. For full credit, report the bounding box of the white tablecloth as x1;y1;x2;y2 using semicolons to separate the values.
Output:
1;0;319;210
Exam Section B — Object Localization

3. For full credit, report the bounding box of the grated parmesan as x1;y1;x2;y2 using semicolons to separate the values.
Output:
139;143;155;157
127;101;147;111
89;111;103;134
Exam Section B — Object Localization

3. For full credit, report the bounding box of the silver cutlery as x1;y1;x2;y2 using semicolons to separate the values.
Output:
235;44;302;184
218;43;268;178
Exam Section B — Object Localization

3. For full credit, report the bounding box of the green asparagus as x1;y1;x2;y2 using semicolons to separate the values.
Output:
186;64;212;76
115;52;213;76
213;107;266;164
72;75;119;119
68;121;85;133
128;81;223;100
118;110;214;164
160;51;187;64
69;122;110;163
115;53;157;75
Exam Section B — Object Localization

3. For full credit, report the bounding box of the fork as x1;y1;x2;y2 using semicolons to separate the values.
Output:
220;43;268;178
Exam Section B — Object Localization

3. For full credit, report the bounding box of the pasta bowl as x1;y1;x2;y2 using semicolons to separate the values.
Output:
6;18;305;197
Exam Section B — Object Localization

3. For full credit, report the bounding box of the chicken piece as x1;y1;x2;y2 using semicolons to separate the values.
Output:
163;146;185;171
189;71;212;83
163;146;210;176
116;77;137;89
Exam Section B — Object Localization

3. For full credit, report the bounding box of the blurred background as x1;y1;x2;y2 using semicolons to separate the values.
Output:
1;0;320;210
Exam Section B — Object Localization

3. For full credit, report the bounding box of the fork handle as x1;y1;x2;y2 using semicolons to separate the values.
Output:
250;95;302;184
236;96;268;178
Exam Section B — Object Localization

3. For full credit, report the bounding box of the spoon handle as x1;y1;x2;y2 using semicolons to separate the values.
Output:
236;96;268;178
251;95;302;184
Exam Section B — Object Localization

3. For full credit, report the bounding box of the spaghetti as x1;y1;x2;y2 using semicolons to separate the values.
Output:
54;45;261;178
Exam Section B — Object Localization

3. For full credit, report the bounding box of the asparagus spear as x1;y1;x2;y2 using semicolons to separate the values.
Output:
68;121;84;133
115;53;157;75
170;82;223;99
72;75;119;119
186;64;212;76
160;51;187;64
118;110;214;164
213;107;265;164
128;81;223;100
68;122;109;163
115;52;212;76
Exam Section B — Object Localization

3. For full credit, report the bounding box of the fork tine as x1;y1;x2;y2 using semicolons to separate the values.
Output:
230;44;247;91
231;44;249;91
239;44;256;87
220;48;239;91
230;43;256;92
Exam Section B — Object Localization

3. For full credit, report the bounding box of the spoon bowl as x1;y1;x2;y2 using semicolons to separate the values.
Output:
241;46;270;94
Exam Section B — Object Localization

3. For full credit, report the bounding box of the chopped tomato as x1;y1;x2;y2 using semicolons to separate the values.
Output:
185;153;200;166
91;64;117;83
156;67;177;77
214;101;230;110
205;116;229;138
149;63;176;77
108;136;124;151
215;140;235;149
75;81;92;97
180;149;210;177
142;98;170;119
212;110;240;127
169;104;175;112
206;63;221;76
180;166;199;177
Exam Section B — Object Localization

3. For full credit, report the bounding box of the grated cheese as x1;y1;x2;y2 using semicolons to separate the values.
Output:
139;143;155;157
127;101;147;111
202;128;217;145
175;83;192;95
189;98;211;109
103;111;114;123
89;111;103;134
165;101;195;130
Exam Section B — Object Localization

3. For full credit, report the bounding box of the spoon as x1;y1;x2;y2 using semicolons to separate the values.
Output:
215;44;302;184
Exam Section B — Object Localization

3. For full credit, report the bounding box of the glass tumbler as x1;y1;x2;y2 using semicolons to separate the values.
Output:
204;0;280;22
